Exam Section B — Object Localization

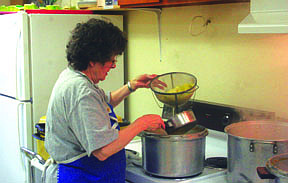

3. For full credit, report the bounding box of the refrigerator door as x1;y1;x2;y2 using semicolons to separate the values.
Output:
0;13;32;183
0;13;31;101
0;96;32;183
28;14;125;125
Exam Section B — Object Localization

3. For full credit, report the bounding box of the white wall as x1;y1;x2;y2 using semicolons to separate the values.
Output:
124;3;288;122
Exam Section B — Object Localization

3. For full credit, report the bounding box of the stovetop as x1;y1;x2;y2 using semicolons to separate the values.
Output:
126;164;226;183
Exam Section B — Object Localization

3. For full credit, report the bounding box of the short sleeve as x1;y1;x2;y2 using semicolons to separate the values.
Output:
69;90;119;156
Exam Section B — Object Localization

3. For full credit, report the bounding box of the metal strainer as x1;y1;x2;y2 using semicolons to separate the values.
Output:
150;72;198;111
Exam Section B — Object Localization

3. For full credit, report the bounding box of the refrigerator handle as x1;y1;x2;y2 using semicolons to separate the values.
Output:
17;102;29;168
20;147;46;165
15;24;32;103
17;101;36;183
16;24;21;100
17;102;27;149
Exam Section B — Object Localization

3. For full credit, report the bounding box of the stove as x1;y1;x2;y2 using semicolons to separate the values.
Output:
125;100;275;183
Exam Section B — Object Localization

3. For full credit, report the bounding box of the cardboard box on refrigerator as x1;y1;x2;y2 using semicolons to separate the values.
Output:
10;0;27;5
97;0;105;7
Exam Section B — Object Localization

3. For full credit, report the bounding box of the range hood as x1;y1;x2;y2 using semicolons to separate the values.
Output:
238;0;288;33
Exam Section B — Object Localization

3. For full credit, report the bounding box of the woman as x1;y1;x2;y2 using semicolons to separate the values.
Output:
44;18;165;183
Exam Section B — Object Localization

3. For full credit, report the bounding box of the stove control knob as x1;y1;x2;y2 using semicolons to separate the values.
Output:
222;113;231;125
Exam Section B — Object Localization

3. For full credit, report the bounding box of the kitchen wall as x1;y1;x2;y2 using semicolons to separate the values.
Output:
124;3;288;122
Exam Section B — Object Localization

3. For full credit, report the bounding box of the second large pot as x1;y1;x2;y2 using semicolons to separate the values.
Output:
225;121;288;183
140;125;208;178
257;153;288;183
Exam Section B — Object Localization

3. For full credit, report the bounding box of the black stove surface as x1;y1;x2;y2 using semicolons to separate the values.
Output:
205;157;227;169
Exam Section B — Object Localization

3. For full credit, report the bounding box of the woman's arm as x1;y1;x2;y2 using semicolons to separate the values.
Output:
109;83;132;107
109;74;158;107
92;114;164;161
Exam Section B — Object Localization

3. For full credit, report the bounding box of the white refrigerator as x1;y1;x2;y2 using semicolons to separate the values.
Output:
0;12;124;183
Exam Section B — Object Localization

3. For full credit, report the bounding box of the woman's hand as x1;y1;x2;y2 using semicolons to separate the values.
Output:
129;74;167;91
129;74;157;91
134;114;165;131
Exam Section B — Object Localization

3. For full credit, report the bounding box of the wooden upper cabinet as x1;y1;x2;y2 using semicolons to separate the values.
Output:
118;0;249;8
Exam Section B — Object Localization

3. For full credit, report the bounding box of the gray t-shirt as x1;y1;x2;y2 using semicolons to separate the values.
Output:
44;68;119;182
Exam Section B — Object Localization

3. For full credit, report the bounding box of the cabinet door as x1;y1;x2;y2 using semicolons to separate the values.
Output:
118;0;160;5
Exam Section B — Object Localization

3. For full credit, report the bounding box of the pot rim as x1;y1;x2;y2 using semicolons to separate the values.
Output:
224;120;288;142
266;152;288;178
139;125;208;140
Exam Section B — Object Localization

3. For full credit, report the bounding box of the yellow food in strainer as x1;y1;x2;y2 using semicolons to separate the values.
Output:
166;83;194;93
156;83;195;106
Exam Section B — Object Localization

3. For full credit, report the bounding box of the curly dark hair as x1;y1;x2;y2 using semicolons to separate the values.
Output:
66;18;127;71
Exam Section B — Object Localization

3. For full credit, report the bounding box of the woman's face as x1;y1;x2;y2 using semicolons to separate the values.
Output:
89;55;117;84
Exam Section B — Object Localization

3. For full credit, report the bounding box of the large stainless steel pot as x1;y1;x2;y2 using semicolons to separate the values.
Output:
140;125;208;178
225;121;288;183
257;153;288;183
